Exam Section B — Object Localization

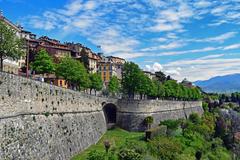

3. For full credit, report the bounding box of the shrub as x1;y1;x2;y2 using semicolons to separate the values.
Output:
202;102;209;111
121;140;147;155
86;150;105;160
118;148;143;160
144;116;154;129
189;113;201;124
145;125;167;141
160;119;180;130
148;136;181;160
160;119;181;136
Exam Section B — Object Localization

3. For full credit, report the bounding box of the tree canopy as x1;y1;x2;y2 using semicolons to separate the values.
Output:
121;62;142;98
31;49;55;74
56;56;89;90
0;20;24;71
108;76;120;96
89;73;103;95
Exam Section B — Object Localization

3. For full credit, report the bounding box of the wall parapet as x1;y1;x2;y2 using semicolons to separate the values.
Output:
0;71;203;159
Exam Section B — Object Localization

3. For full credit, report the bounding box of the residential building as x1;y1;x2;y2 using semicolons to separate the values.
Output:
98;56;125;85
65;42;83;61
0;12;22;74
37;36;71;61
0;12;37;75
181;78;193;88
79;47;101;73
144;71;156;80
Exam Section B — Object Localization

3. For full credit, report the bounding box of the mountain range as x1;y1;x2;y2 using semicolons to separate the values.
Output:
194;74;240;93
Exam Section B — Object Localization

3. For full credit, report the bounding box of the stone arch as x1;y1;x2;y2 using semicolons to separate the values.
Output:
103;103;117;125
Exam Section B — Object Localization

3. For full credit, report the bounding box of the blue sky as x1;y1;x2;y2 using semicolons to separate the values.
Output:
1;0;240;81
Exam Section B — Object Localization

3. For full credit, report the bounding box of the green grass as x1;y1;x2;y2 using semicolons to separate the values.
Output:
71;128;145;160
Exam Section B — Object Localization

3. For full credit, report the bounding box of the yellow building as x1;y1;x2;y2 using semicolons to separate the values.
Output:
98;56;125;85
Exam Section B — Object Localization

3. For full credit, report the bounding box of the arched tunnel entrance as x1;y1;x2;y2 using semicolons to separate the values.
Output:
103;103;117;129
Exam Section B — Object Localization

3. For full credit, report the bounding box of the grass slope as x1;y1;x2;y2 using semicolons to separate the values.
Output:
71;128;144;160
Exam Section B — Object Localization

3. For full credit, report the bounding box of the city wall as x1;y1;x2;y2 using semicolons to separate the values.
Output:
0;72;203;159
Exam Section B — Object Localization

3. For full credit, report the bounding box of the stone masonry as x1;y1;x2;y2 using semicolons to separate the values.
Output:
0;72;203;159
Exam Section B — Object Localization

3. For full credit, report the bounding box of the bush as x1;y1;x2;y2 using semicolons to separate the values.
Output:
86;150;105;160
148;136;181;160
160;119;181;136
189;113;201;124
160;119;180;130
144;116;154;129
118;148;143;160
121;140;146;155
145;125;167;141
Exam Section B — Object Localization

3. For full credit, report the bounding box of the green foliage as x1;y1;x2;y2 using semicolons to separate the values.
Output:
202;102;209;111
108;76;120;95
160;119;180;130
0;20;24;71
121;62;142;98
189;113;202;124
118;148;143;160
144;116;154;130
145;126;167;140
31;49;55;74
89;73;103;94
148;136;181;160
86;150;105;160
144;116;153;125
136;72;152;99
56;57;90;90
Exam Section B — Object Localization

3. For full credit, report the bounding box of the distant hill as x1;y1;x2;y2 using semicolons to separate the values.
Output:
194;74;240;93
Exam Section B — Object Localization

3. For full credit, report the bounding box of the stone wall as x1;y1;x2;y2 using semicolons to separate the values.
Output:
0;72;108;160
0;72;203;159
117;99;203;131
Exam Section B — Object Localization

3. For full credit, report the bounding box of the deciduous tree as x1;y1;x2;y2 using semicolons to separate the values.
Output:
108;76;120;96
0;21;24;71
31;49;55;75
89;73;103;95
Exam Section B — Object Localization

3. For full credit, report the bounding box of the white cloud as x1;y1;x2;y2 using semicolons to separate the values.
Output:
156;46;221;56
145;62;163;72
141;41;185;52
194;32;237;43
164;58;240;81
198;54;225;60
194;1;212;8
223;43;240;50
165;69;181;76
59;0;83;16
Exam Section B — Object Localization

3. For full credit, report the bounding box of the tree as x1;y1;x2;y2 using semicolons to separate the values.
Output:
0;20;24;71
56;57;89;90
137;72;152;99
108;76;120;96
31;49;55;75
122;62;142;98
144;116;154;129
89;73;103;95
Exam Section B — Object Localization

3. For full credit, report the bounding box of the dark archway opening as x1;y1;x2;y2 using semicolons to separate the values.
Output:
103;103;117;125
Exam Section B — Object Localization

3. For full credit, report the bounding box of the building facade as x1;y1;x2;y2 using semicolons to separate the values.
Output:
98;56;125;85
0;12;36;75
